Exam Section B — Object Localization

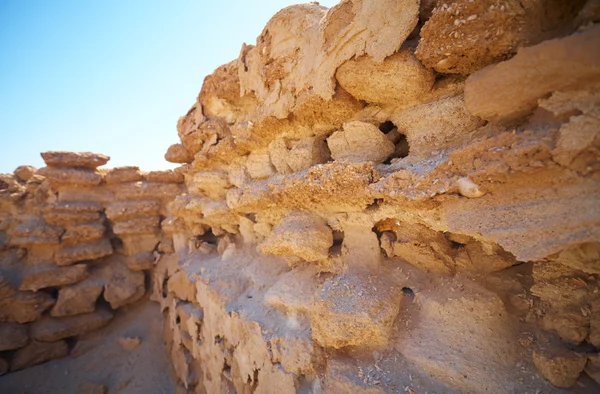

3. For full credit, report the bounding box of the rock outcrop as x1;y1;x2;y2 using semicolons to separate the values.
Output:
1;0;599;392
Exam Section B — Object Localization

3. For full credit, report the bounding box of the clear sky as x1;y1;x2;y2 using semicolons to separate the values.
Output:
0;0;337;173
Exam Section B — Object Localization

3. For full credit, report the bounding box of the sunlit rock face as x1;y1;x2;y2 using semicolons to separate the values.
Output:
2;0;600;392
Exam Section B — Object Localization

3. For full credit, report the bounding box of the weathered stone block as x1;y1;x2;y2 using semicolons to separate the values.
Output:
31;308;113;342
105;199;161;222
246;151;276;180
145;170;184;183
101;261;146;309
8;218;62;247
310;272;402;348
0;291;55;323
42;202;102;226
13;165;37;182
104;166;143;184
51;276;104;317
55;238;113;266
112;217;160;236
416;0;585;75
0;322;29;351
19;263;88;292
165;143;193;164
327;122;394;163
41;151;109;168
61;222;106;246
10;340;69;371
37;167;102;186
188;171;231;200
533;347;587;388
258;212;333;263
465;25;600;122
336;49;434;107
125;252;155;271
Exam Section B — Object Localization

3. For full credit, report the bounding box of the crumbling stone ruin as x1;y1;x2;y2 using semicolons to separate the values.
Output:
1;0;600;393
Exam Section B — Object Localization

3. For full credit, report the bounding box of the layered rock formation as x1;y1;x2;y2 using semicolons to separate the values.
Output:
2;0;600;392
0;152;182;372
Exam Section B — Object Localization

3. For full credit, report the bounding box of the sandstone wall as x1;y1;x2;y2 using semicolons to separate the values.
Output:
0;152;183;374
157;0;600;393
1;0;600;393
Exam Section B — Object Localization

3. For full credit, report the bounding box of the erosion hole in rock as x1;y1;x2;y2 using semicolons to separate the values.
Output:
329;230;345;256
402;287;415;299
198;229;218;245
378;120;396;134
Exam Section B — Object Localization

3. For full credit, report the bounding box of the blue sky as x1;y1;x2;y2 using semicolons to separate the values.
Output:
0;0;337;173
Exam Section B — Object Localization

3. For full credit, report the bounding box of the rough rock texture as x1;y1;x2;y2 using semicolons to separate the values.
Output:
2;1;600;393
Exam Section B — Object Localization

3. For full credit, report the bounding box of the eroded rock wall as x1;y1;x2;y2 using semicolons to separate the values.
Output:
157;0;600;393
0;152;182;373
1;0;600;392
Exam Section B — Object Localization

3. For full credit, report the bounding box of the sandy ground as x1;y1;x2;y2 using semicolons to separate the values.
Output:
0;298;175;394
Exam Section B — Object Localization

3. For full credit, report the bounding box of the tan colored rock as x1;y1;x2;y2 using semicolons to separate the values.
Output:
586;354;600;385
287;137;331;172
264;265;320;313
391;95;485;157
14;165;37;182
238;0;419;115
400;282;521;393
541;309;590;345
165;143;193;164
104;166;143;184
533;347;587;388
386;224;454;274
102;262;146;309
453;241;518;273
0;291;55;323
120;233;161;256
61;222;106;246
310;272;402;348
552;114;600;174
106;199;161;222
325;358;385;394
245;151;276;180
125;252;155;271
167;270;196;302
10;340;69;371
465;25;600;122
112;217;160;236
0;322;29;351
42;202;102;226
37;166;102;186
56;238;113;266
416;0;585;75
31;308;113;342
336;49;434;107
187;171;231;200
0;272;16;300
41;151;109;168
20;263;89;292
51;276;104;317
8;218;62;247
258;212;333;263
114;181;182;200
145;169;184;183
327;121;394;163
118;336;141;351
